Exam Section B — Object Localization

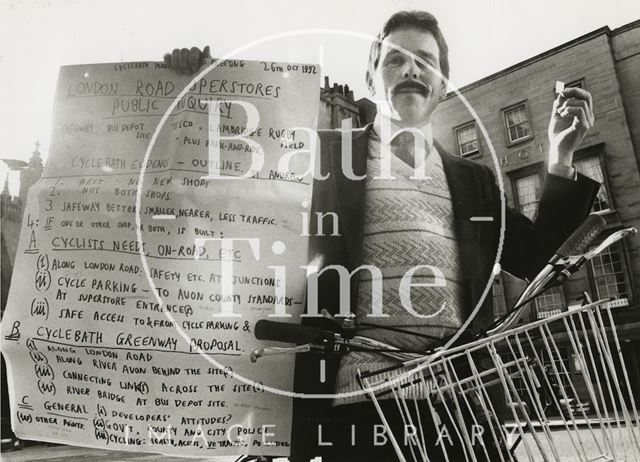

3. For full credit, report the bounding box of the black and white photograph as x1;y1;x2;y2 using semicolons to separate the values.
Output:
1;0;640;460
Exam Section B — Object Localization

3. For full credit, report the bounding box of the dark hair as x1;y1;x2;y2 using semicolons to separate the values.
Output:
366;10;450;94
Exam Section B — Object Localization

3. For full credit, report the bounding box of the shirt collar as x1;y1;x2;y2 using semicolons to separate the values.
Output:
371;113;434;152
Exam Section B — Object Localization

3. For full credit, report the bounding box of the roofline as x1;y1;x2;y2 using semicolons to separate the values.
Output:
443;21;639;100
612;19;640;35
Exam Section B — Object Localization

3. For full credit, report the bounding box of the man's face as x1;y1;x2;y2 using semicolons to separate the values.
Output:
372;27;446;126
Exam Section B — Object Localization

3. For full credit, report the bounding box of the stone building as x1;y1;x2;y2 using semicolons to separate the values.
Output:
1;143;44;313
318;75;373;129
431;20;640;406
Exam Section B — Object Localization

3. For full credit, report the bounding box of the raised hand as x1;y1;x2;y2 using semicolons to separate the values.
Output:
548;87;595;170
163;46;212;75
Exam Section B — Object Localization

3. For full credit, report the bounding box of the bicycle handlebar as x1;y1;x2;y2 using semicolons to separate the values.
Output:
254;319;332;345
251;319;427;362
251;221;637;362
555;214;607;259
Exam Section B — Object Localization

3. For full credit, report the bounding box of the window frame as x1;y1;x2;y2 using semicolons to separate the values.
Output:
551;78;585;94
586;238;634;307
572;145;615;214
534;285;566;320
566;78;585;90
509;148;614;219
454;121;481;158
502;101;534;146
510;163;544;220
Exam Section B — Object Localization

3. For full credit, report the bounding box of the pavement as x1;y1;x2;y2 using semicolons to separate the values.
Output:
0;444;244;461
511;426;637;462
2;424;638;461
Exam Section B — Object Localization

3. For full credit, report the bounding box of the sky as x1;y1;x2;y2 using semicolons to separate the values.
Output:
1;0;639;192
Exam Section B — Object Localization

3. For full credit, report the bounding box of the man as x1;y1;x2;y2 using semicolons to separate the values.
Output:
167;10;599;461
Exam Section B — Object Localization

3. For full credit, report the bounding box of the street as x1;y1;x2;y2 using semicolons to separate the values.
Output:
2;425;638;462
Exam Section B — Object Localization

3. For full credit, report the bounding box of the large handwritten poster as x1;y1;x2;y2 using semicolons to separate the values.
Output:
1;60;320;457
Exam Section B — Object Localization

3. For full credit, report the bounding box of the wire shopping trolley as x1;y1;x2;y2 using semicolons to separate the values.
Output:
251;217;639;461
356;299;639;462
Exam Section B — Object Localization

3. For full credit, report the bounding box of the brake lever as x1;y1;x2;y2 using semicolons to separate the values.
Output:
320;309;357;339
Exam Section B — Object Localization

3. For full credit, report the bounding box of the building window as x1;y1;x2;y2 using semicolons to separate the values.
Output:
455;123;479;157
504;103;532;144
554;78;584;94
590;243;630;307
575;157;611;212
514;173;542;220
535;286;564;319
566;79;584;89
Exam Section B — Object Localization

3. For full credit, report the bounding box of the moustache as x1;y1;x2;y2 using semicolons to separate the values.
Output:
393;80;431;96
